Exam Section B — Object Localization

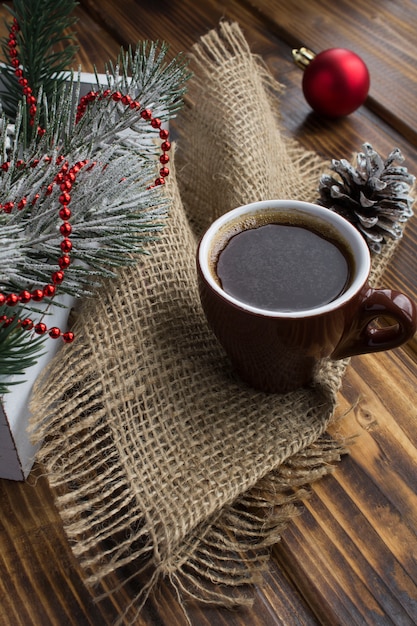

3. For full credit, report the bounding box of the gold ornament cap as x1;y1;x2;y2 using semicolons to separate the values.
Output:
292;47;316;70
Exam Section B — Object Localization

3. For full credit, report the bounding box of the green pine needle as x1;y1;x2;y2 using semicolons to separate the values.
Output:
0;308;46;395
0;0;79;129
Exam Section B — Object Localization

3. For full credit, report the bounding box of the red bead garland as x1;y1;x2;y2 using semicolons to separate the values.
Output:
0;154;89;342
7;18;44;134
2;15;172;343
0;313;75;343
75;89;171;188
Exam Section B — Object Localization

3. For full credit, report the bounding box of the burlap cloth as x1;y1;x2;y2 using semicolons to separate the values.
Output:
29;22;401;625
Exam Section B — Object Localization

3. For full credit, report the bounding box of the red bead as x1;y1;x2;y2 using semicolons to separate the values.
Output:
19;290;31;303
58;255;71;269
159;167;169;178
49;327;61;339
58;254;71;270
62;331;75;343
59;206;71;220
31;289;44;302
159;153;169;165
59;192;71;205
151;117;161;129
301;48;370;118
73;160;87;171
60;238;73;253
159;128;169;140
154;177;165;186
34;323;47;334
121;94;132;105
11;58;19;68
52;271;65;284
4;202;14;213
0;294;5;305
6;293;19;306
21;318;34;330
140;108;152;120
18;198;27;210
60;222;72;236
112;91;122;101
1;162;10;171
161;141;171;152
43;284;56;297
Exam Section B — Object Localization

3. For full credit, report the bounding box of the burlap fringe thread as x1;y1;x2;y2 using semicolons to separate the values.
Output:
29;22;401;626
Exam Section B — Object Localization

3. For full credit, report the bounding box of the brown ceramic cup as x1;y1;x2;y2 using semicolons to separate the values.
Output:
197;200;417;393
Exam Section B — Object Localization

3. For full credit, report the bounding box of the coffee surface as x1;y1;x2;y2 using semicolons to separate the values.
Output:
216;223;350;311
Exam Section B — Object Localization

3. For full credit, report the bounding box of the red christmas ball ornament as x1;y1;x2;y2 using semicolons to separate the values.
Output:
293;46;370;117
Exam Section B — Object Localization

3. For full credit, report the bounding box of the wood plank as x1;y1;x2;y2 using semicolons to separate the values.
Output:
274;347;417;625
0;463;323;626
79;0;417;143
245;0;417;145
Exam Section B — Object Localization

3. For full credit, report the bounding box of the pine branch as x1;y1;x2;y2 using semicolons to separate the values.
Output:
0;0;79;126
0;4;191;394
0;42;190;297
0;306;46;395
67;42;189;154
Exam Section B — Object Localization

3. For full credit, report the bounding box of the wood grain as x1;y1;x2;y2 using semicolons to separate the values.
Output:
275;349;417;625
0;1;416;625
247;0;417;146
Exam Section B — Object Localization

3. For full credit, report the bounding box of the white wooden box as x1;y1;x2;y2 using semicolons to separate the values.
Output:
0;72;105;481
0;295;75;480
0;69;164;480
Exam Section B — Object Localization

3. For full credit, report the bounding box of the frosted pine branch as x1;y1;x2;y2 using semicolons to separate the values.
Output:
0;41;190;299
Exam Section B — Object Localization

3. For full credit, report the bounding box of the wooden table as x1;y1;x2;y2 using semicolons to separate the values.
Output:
1;1;417;624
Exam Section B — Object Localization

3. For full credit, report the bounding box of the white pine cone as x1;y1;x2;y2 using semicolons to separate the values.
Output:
319;143;415;253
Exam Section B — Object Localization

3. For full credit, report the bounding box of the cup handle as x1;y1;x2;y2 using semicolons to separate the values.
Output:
331;287;417;360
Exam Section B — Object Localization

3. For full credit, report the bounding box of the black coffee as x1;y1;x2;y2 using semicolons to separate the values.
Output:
216;223;351;311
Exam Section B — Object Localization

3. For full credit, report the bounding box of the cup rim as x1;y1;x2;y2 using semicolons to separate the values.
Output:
198;199;371;318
